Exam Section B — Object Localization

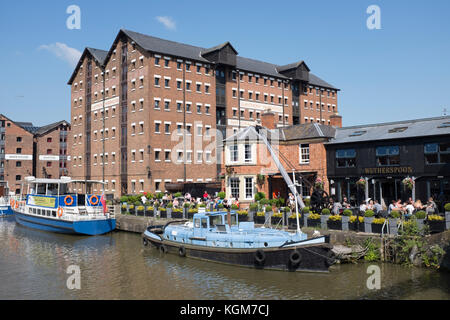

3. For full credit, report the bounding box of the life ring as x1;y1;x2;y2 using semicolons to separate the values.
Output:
159;244;167;254
178;246;186;257
57;207;64;218
254;249;266;266
14;201;19;209
64;195;74;206
10;199;14;207
289;250;302;267
89;195;99;206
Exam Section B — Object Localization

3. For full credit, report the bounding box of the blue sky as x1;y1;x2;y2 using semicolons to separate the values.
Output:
0;0;449;127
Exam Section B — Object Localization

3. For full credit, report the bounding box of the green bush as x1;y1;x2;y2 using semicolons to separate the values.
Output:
218;191;226;200
218;203;225;209
155;192;164;200
321;208;330;215
415;210;426;219
364;210;375;217
231;204;239;210
120;196;129;203
343;209;353;217
444;203;450;212
283;207;291;213
184;202;191;208
265;205;273;212
302;207;310;213
249;203;258;211
254;192;266;202
174;192;182;198
269;199;277;206
198;203;206;208
275;198;285;208
259;199;269;205
303;198;311;206
389;210;401;219
167;202;173;208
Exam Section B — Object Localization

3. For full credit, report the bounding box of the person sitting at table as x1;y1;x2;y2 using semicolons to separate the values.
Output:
388;199;396;213
373;200;382;214
426;197;437;215
359;200;368;213
331;198;342;215
414;199;424;210
342;197;351;209
405;201;415;218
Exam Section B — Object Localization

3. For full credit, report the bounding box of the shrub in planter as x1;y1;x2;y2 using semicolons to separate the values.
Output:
231;204;239;210
271;212;283;225
121;204;127;213
145;206;154;217
349;216;358;231
217;191;226;200
302;207;310;214
303;198;311;207
254;192;266;202
327;215;342;230
444;203;450;213
364;210;375;218
249;203;258;212
128;204;135;215
342;209;352;217
321;208;331;215
136;205;145;217
237;210;248;222
159;207;167;218
255;211;266;224
264;205;273;213
358;216;365;232
172;208;183;219
307;213;321;228
364;210;375;233
188;208;198;219
427;215;445;233
371;218;386;234
320;208;331;229
288;213;302;228
217;203;225;210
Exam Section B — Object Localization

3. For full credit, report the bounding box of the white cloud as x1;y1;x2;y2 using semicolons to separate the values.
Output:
39;42;82;67
156;16;176;30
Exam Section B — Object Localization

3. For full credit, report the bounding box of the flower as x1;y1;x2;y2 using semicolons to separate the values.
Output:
402;177;414;190
314;178;324;190
356;178;366;188
308;213;321;220
328;215;342;221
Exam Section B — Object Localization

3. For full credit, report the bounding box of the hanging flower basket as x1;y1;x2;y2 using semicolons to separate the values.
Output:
256;174;266;186
356;178;366;189
314;177;324;190
402;177;414;190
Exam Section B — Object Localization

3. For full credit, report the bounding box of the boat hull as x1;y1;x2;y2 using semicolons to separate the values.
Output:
142;232;334;272
14;211;116;236
0;206;14;216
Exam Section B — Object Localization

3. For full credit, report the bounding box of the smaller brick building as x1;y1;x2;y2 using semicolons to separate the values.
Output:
0;114;70;195
222;111;340;207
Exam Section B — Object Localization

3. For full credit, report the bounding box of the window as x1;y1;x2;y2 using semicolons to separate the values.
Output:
177;102;182;112
197;104;201;114
230;144;238;162
424;142;450;164
165;78;170;88
376;146;400;166
244;144;252;162
154;77;160;86
177;80;182;89
47;162;52;167
165;151;171;161
155;57;160;66
164;101;170;110
155;181;160;191
245;177;253;199
186;82;191;91
205;105;210;114
16;148;22;154
16;175;21;181
205;84;209;93
16;161;21;167
230;178;240;199
155;150;160;161
186;64;191;71
154;100;160;109
336;149;356;168
196;65;201;73
165;123;170;134
17;137;22;142
155;122;161;133
164;59;169;67
299;144;310;164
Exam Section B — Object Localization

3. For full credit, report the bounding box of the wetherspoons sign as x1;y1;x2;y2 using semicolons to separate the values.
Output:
27;196;57;208
362;166;413;175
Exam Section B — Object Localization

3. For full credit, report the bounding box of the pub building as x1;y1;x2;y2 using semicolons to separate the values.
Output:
325;116;450;211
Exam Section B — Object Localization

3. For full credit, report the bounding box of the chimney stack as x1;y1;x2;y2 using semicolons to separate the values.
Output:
261;110;276;130
330;113;342;128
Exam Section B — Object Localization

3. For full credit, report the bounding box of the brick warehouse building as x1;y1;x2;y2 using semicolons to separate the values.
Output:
0;114;70;194
222;111;338;207
68;29;340;197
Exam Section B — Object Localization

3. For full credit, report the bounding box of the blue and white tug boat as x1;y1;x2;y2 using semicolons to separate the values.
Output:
12;176;116;235
0;180;14;217
143;210;334;272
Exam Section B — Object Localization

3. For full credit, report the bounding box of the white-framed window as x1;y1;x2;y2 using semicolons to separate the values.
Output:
230;144;238;162
230;178;240;199
244;144;252;162
245;177;254;199
299;144;310;164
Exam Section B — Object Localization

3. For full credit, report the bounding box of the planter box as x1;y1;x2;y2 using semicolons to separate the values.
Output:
288;218;298;229
307;219;321;228
427;220;446;233
349;221;358;232
271;216;282;226
446;212;450;230
188;212;196;219
303;213;310;227
136;210;145;217
248;211;256;222
171;211;183;219
321;215;330;229
255;216;266;224
166;208;173;218
388;218;398;236
371;223;383;234
145;210;154;217
358;221;365;232
183;207;189;219
327;220;342;230
238;215;249;222
341;216;350;231
364;217;374;233
160;211;167;219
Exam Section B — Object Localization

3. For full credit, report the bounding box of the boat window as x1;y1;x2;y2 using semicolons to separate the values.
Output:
194;219;201;228
36;184;46;195
201;218;208;228
47;184;59;196
60;184;69;195
52;211;56;217
230;214;238;226
32;208;36;214
37;209;41;215
209;215;223;227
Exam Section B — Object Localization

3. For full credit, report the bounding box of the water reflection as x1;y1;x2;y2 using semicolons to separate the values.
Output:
0;217;448;300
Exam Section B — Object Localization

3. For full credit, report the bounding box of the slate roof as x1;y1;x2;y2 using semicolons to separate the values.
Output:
327;116;450;145
33;120;70;136
224;123;336;144
67;47;109;84
69;29;339;90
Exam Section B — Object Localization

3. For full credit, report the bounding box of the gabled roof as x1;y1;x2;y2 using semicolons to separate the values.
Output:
276;60;310;73
201;41;238;56
97;29;339;90
67;47;109;85
327;116;450;145
0;114;36;134
34;120;70;136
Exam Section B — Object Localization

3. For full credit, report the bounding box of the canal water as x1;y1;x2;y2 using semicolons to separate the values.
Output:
0;216;449;300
